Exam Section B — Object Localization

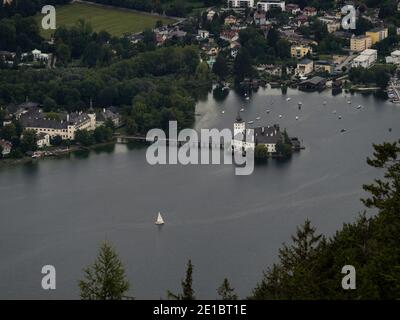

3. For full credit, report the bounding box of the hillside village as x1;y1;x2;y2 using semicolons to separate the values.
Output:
2;0;400;159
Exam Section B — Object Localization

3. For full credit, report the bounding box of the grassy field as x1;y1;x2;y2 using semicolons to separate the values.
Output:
36;3;176;38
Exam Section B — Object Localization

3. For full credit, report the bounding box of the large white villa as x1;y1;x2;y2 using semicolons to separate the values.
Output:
232;113;283;153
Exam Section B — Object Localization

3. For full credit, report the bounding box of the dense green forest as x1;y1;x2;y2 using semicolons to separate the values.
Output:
79;140;400;300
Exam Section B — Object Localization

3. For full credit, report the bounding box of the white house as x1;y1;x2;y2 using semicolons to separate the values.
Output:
352;49;377;68
227;0;254;8
0;139;12;156
36;133;51;148
232;114;283;153
386;50;400;64
198;30;210;40
31;49;49;62
257;0;285;12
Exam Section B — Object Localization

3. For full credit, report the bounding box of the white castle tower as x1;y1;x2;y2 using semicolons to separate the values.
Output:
234;112;245;137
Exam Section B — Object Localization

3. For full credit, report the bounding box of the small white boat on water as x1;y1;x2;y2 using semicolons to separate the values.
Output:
245;97;250;100
240;108;245;112
248;120;254;124
266;109;270;113
356;105;362;109
221;110;225;114
279;114;283;118
338;115;342;120
256;117;261;120
286;97;291;101
155;212;164;226
347;100;352;104
295;116;299;120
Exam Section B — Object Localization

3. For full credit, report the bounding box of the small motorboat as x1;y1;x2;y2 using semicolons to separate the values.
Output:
266;109;270;114
340;129;347;133
279;114;283;118
240;108;245;112
248;120;254;124
338;115;342;120
295;116;299;120
256;117;261;120
221;110;225;114
356;105;362;109
286;97;291;101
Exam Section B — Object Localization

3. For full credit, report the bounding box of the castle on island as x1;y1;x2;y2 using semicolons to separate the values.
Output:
232;113;284;153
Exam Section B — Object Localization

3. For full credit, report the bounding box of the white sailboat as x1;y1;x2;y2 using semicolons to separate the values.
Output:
155;212;165;225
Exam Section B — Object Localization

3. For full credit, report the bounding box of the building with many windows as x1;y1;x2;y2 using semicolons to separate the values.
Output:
256;0;285;12
350;35;372;52
352;49;377;68
366;27;388;45
291;44;312;59
20;110;96;141
227;0;254;8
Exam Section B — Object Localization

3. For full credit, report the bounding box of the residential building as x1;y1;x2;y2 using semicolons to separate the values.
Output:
366;27;388;45
21;110;96;141
295;58;314;76
285;3;300;14
230;41;241;58
386;50;400;64
257;1;285;12
318;17;341;33
96;108;121;127
314;60;334;74
0;139;12;156
350;34;372;52
291;44;312;59
233;114;283;153
198;30;210;40
254;11;267;25
36;133;51;148
224;15;238;25
220;30;239;42
303;6;317;17
351;49;377;68
227;0;254;8
207;10;216;21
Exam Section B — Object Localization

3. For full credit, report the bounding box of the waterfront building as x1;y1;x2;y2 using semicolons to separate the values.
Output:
96;108;121;127
351;49;377;68
350;35;372;52
366;27;388;45
233;113;283;153
0;139;12;156
295;58;314;77
36;133;51;148
314;60;334;74
21;110;96;141
298;76;327;91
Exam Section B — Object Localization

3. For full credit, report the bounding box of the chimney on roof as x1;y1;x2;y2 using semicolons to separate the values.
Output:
67;114;70;122
103;108;106;113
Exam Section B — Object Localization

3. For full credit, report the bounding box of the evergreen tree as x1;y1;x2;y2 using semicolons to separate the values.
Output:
212;54;229;80
168;260;195;300
217;278;238;300
79;242;130;300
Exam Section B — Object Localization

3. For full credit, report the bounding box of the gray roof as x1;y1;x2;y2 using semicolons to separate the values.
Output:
300;76;326;85
20;110;91;130
235;125;282;144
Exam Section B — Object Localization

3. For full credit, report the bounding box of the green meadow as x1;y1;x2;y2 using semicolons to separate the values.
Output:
37;3;176;38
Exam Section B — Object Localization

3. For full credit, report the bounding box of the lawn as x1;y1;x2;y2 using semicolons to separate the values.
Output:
36;3;176;38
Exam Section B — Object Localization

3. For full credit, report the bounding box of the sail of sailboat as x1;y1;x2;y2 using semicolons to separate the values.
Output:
155;212;164;225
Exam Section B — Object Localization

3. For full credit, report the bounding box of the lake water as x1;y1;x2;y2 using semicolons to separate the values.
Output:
0;87;398;299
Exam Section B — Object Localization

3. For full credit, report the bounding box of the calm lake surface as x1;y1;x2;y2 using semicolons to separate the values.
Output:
0;87;398;299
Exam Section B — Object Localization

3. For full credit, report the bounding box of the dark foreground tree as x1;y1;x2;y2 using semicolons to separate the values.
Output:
79;242;131;300
251;140;400;299
218;278;238;300
168;260;195;300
